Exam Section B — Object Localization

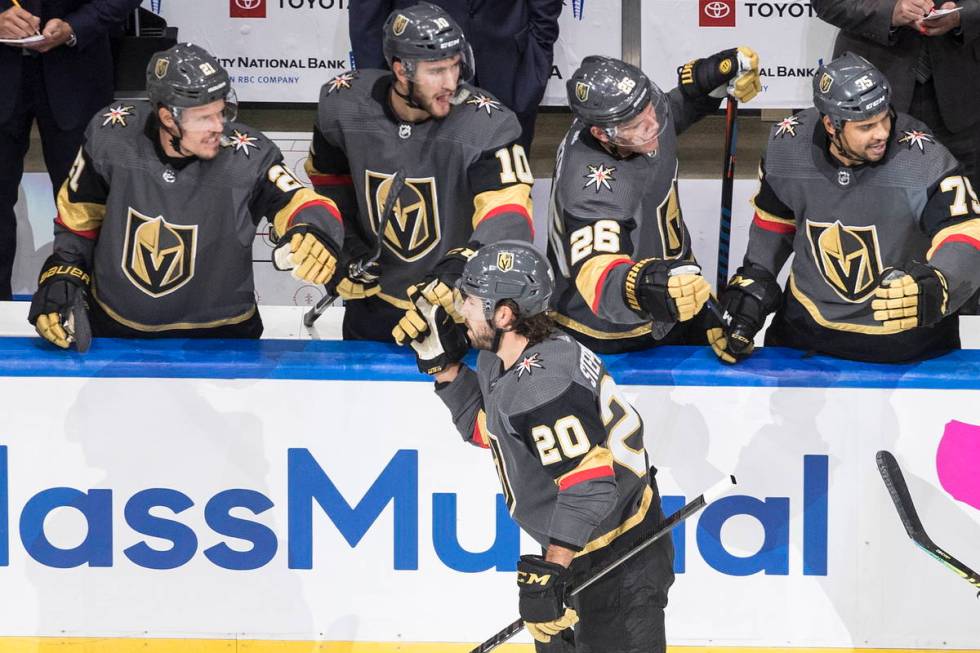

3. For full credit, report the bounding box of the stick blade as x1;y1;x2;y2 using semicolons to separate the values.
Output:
876;450;927;539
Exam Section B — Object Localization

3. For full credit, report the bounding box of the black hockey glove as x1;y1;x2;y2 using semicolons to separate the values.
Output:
28;254;92;352
678;46;761;102
406;297;469;374
872;262;949;331
272;224;340;286
709;265;782;364
517;555;579;644
624;259;711;323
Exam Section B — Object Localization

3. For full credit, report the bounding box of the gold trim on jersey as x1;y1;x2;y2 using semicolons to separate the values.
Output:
272;188;339;238
656;164;685;258
548;311;654;340
375;289;414;310
926;218;980;259
575;484;653;558
556;446;614;488
92;284;257;332
789;273;904;335
749;194;795;227
575;254;631;313
57;184;106;233
805;220;883;303
366;170;441;262
471;183;533;230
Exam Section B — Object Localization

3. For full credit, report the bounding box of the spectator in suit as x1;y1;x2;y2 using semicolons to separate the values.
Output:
349;0;562;150
813;0;980;192
0;0;141;300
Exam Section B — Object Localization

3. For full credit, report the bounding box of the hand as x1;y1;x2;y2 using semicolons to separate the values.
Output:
391;279;463;344
871;262;949;330
709;265;782;363
892;0;934;27
678;47;761;103
0;6;39;40
406;296;469;374
517;555;579;644
28;258;92;352
273;227;339;286
335;258;381;300
23;19;73;53
916;2;961;36
624;259;711;323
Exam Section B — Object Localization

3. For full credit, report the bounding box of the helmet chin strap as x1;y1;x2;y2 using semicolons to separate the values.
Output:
392;79;423;110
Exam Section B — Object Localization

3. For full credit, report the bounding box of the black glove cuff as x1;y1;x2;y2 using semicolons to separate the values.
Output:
678;48;737;99
37;257;90;289
517;555;570;622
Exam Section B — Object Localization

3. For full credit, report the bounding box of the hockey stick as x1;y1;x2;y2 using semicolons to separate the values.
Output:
303;170;406;328
469;474;738;653
716;96;738;293
875;450;980;597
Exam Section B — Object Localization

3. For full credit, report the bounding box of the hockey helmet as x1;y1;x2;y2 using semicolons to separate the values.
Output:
146;43;237;126
459;241;554;321
382;2;475;82
567;56;669;145
813;52;891;130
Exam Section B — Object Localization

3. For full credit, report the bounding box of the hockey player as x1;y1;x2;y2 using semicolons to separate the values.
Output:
407;241;675;652
305;2;533;342
27;43;344;348
547;52;761;353
710;53;980;363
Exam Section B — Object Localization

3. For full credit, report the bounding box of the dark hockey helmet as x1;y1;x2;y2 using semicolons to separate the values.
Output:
567;56;669;135
459;241;554;321
146;43;237;128
813;52;891;130
382;2;475;81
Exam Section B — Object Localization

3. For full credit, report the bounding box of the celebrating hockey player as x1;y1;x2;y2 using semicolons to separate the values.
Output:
710;53;980;363
305;2;533;342
547;51;761;353
407;240;675;652
28;43;344;348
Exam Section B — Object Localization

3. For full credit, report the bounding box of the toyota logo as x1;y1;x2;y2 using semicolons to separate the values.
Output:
236;0;262;9
704;1;731;18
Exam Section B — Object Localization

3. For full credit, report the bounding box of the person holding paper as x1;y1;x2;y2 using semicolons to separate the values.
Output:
0;0;141;301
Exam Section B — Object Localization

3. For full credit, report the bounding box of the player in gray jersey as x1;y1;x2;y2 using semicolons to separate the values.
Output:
547;51;761;353
406;241;675;652
27;43;344;348
710;53;980;363
306;2;533;343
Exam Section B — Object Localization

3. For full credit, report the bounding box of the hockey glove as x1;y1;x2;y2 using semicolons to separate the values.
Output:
624;259;711;323
28;255;92;352
678;47;761;103
335;258;381;300
709;265;782;363
871;262;949;331
517;555;579;644
408;296;469;374
421;246;478;317
273;225;339;286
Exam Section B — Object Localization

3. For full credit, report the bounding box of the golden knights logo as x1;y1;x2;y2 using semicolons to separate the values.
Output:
122;208;198;297
806;219;883;302
496;251;514;272
154;58;170;79
656;175;685;258
365;171;440;262
818;73;833;94
575;81;590;102
392;14;409;36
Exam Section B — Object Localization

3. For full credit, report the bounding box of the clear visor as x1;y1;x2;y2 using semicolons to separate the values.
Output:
402;45;476;85
173;89;238;133
605;91;669;149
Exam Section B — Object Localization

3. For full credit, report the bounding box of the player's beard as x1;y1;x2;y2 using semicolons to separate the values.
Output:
466;318;497;351
414;87;454;119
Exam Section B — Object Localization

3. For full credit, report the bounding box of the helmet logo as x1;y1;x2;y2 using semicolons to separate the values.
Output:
496;252;514;272
154;58;170;79
199;62;217;76
818;73;833;94
854;75;874;91
575;81;589;102
392;14;409;36
617;77;636;95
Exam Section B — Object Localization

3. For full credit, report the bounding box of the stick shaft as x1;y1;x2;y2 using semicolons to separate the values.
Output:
716;97;738;292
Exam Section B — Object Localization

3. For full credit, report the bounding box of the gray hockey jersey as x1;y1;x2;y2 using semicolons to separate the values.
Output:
54;101;343;332
746;108;980;354
307;70;533;310
547;88;714;352
436;332;654;561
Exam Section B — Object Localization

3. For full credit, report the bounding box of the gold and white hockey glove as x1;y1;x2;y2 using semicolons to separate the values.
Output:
872;263;949;331
273;226;339;286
